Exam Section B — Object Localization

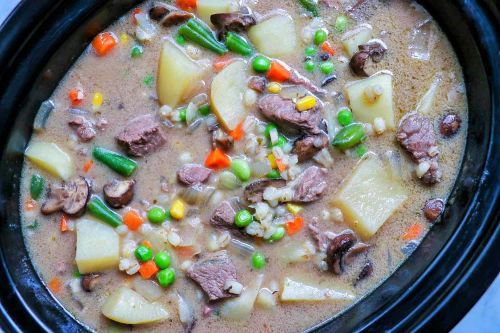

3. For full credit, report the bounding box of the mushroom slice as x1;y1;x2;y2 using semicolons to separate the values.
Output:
41;176;91;216
103;179;135;208
325;232;356;274
81;273;102;292
349;40;387;77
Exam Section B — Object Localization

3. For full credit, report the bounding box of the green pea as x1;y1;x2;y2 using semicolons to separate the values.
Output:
231;159;251;181
143;74;154;87
304;59;315;72
179;108;187;122
314;29;328;45
251;251;266;269
264;123;278;139
131;45;143;58
335;15;348;33
175;34;186;45
252;55;271;73
332;123;366;150
135;245;153;262
157;268;176;287
337;108;353;126
269;227;285;242
154;251;171;269
319;62;335;75
269;134;287;148
198;103;211;116
266;169;281;179
304;46;317;56
235;209;253;228
355;144;368;157
30;174;45;200
147;207;167;224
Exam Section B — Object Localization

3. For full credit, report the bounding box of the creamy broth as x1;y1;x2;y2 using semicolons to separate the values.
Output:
21;0;467;332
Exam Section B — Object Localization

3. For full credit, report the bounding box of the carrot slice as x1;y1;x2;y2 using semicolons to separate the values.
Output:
48;277;62;293
92;32;118;56
123;210;143;231
275;159;287;172
204;148;231;169
82;159;93;173
139;261;159;279
213;54;235;73
320;41;336;56
286;216;304;235
228;121;245;141
176;0;197;11
267;61;290;82
59;214;69;232
131;8;142;25
143;240;152;248
68;88;84;105
403;223;423;241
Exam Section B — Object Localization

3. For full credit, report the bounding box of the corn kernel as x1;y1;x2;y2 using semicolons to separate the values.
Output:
92;92;103;109
267;153;277;169
267;82;282;94
296;96;316;111
286;203;303;215
120;33;129;45
170;199;185;220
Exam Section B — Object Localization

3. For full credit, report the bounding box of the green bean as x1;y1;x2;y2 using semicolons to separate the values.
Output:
87;196;123;227
225;32;254;56
92;146;137;176
332;123;366;150
298;0;319;17
30;174;45;200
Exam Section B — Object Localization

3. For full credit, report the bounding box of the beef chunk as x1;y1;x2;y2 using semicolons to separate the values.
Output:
423;198;445;222
291;166;327;202
210;201;236;229
41;176;91;216
440;113;462;137
68;116;96;142
247;76;267;93
210;7;256;38
187;251;239;301
396;112;441;184
292;133;329;162
308;222;337;252
177;164;212;186
103;179;135;208
288;68;327;96
211;128;234;151
258;94;323;135
326;232;356;274
243;179;287;203
116;114;166;157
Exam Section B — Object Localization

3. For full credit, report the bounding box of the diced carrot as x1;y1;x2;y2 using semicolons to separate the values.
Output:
286;215;304;235
59;214;69;232
92;32;118;56
228;121;244;141
131;8;142;25
402;223;423;241
275;159;287;172
143;240;152;248
82;159;93;173
204;148;231;169
48;277;62;293
176;0;197;11
68;88;84;105
138;260;159;279
213;54;234;73
123;210;143;231
25;198;37;211
267;61;290;82
320;41;336;56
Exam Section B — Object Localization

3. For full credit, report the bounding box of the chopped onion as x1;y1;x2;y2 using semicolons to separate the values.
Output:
279;85;308;100
269;127;279;145
187;117;204;134
224;280;243;295
177;293;196;332
33;100;55;132
185;101;199;125
229;238;255;257
205;114;218;131
133;277;163;302
180;184;215;205
415;72;443;114
313;148;334;167
218;171;242;190
251;160;272;178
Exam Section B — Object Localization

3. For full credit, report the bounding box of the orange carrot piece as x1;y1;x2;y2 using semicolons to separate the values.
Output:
92;32;118;56
228;121;245;141
143;240;152;248
68;88;83;105
59;215;69;232
286;215;304;235
25;198;37;211
123;210;143;231
48;277;62;293
403;223;423;241
131;8;142;25
176;0;197;11
204;148;231;169
267;61;290;82
83;159;93;173
213;54;234;73
139;261;159;279
275;159;287;172
320;41;336;56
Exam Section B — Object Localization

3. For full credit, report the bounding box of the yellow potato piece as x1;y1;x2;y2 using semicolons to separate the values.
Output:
280;277;354;302
341;24;373;56
102;287;169;324
197;0;235;24
331;154;408;239
25;142;74;180
75;219;119;274
248;14;298;58
344;71;395;129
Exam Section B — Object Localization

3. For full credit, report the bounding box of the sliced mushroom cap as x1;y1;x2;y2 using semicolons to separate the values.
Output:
326;232;356;274
210;7;256;38
81;273;101;292
103;179;135;208
349;41;387;77
41;176;91;216
355;261;373;285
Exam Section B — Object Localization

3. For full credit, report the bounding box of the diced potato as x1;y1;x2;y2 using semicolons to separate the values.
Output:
220;274;263;320
331;154;408;239
341;24;373;56
75;219;119;274
256;288;276;309
280;277;355;302
25;142;74;180
197;0;235;24
102;287;169;324
279;240;316;264
157;39;203;108
344;71;395;129
248;14;298;58
210;60;249;131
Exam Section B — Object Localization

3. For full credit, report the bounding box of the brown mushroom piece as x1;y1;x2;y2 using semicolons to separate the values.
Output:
355;261;373;285
210;6;256;38
325;232;356;274
81;273;101;292
423;198;445;222
103;180;135;208
149;3;193;27
349;41;387;77
41;176;91;216
440;113;462;137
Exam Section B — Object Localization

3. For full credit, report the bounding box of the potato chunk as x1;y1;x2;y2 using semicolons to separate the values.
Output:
197;0;235;24
25;142;74;180
210;60;249;131
331;154;408;239
248;14;298;58
220;274;263;320
102;287;169;324
341;24;373;56
280;277;354;302
344;71;395;129
75;219;119;274
157;39;202;108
